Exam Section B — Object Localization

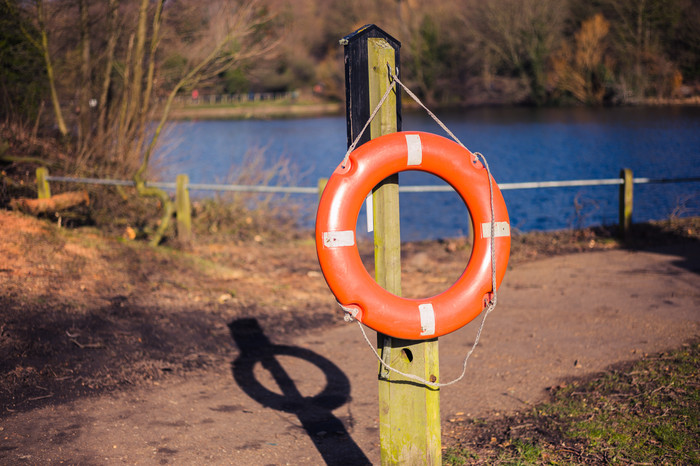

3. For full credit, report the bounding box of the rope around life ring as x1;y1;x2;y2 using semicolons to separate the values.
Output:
315;131;511;340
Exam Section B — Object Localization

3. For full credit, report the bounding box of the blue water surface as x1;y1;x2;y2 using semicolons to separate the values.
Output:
157;106;700;240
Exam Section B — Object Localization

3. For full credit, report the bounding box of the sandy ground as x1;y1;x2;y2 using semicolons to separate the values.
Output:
1;209;698;464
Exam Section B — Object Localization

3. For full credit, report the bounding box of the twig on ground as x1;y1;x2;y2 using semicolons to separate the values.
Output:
70;338;104;349
27;393;54;401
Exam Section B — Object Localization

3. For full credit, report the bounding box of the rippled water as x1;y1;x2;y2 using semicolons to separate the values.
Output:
157;106;700;240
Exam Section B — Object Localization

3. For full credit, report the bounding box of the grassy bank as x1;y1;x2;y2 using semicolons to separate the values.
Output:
167;100;343;120
443;340;700;465
164;96;700;122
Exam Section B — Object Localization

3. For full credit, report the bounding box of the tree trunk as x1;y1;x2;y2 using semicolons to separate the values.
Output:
97;0;119;142
125;0;149;138
142;0;164;121
134;0;164;153
116;33;135;163
36;0;68;138
78;0;91;150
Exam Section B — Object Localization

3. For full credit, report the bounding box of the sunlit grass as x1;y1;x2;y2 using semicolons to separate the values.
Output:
443;340;700;465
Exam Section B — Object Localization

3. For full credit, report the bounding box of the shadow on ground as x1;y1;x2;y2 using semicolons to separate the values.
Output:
621;221;700;275
0;296;235;415
230;317;371;465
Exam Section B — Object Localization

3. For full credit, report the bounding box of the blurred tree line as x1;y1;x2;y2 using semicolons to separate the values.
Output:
299;0;699;106
2;0;699;127
224;0;700;107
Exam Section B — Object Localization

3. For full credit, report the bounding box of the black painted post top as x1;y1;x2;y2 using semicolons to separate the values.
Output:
341;24;402;150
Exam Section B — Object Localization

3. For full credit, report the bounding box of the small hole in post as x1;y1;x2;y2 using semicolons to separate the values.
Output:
401;348;413;363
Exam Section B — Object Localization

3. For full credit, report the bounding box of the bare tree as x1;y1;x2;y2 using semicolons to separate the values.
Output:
10;0;281;245
134;0;280;245
77;0;90;149
10;0;69;137
96;0;119;142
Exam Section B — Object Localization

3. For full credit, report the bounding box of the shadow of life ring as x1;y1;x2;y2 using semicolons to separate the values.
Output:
315;131;511;340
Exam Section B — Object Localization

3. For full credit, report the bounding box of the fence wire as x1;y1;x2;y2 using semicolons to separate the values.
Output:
45;175;700;194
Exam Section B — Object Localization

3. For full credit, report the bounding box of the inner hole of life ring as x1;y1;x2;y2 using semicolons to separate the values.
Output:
354;171;475;299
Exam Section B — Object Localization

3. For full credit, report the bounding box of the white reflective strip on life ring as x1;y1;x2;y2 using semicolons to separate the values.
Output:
323;230;355;247
419;303;436;336
365;194;374;232
481;221;510;238
406;134;422;166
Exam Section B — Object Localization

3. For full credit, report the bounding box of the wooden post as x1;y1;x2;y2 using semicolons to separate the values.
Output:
343;25;441;465
619;168;633;238
318;178;328;199
176;174;193;244
36;167;51;199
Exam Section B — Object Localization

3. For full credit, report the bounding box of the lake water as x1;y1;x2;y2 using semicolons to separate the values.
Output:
157;106;700;241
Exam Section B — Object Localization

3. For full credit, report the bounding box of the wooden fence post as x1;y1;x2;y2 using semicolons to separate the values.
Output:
343;24;441;465
176;174;193;244
619;168;633;238
36;167;51;199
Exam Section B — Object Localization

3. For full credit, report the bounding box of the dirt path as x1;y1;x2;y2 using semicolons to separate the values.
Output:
2;219;698;465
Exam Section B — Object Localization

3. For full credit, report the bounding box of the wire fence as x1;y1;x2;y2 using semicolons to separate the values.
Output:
44;174;700;194
37;169;699;240
44;175;319;194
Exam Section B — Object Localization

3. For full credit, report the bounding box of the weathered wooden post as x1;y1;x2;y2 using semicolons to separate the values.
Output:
175;173;193;244
36;167;51;199
619;168;633;238
342;24;441;465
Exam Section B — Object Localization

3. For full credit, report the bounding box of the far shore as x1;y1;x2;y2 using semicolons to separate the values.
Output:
167;102;343;120
165;95;700;121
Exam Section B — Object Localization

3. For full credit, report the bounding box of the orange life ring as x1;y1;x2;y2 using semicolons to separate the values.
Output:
316;131;510;340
